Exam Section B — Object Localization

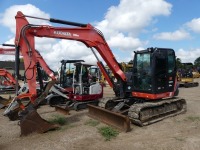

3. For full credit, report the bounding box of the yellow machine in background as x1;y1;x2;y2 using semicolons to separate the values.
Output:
101;61;133;86
177;63;199;88
192;71;200;78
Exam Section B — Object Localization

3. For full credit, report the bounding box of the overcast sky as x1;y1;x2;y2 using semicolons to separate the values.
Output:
0;0;200;70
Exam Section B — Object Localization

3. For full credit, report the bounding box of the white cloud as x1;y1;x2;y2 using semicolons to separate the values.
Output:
0;55;15;61
0;4;50;33
176;48;200;63
35;37;56;53
153;30;190;41
95;0;172;51
108;33;147;50
40;40;101;70
100;0;171;34
186;18;200;33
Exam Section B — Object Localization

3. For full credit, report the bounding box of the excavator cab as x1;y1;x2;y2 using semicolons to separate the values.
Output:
73;62;99;95
59;60;84;88
133;48;176;94
47;61;103;111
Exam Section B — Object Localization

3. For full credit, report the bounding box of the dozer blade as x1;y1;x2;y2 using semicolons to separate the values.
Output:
20;109;60;136
88;104;131;132
0;96;12;109
54;105;70;115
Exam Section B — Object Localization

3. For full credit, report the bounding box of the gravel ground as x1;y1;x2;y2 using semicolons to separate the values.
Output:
0;78;200;150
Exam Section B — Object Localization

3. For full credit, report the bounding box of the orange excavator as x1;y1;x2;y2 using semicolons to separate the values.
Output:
0;48;18;108
4;11;186;136
0;69;16;92
0;48;17;93
0;68;17;108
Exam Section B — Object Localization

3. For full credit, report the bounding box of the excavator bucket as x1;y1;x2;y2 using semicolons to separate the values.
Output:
88;104;131;132
20;109;60;136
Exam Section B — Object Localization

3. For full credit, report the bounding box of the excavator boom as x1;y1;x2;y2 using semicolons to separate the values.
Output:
15;11;126;89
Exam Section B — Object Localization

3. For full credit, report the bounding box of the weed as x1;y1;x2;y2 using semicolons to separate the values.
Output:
174;137;185;142
85;119;100;127
186;116;200;122
48;115;67;125
98;126;119;141
60;124;77;131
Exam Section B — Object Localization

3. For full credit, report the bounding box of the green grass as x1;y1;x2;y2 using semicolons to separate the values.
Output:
98;126;119;141
48;115;67;126
85;119;100;127
174;137;185;142
60;124;77;131
185;116;200;122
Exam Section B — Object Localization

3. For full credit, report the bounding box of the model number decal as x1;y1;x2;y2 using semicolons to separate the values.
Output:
54;31;71;36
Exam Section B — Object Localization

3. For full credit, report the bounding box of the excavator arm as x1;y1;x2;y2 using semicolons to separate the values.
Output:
0;47;56;99
1;45;60;136
0;46;56;114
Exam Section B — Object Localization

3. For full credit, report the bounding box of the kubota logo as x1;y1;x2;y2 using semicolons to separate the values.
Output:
54;31;71;36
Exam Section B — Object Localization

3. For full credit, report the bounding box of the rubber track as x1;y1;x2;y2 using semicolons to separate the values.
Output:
128;97;187;126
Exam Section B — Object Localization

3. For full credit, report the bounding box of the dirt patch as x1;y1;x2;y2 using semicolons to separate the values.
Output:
0;79;200;150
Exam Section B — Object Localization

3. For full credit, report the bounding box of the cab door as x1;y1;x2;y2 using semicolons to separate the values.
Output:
153;49;176;94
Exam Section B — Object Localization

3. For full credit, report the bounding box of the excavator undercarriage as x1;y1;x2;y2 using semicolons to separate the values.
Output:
88;97;186;131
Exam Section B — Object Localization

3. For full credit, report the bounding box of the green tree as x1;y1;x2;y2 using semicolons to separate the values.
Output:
176;58;183;69
194;57;200;67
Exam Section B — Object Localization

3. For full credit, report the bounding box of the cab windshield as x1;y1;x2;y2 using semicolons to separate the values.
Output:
133;53;152;91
